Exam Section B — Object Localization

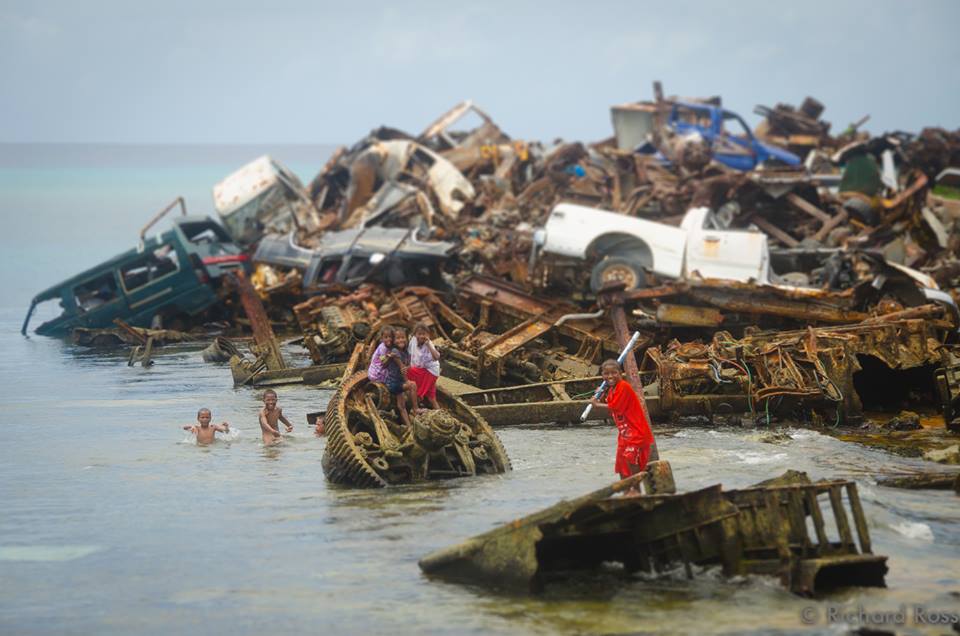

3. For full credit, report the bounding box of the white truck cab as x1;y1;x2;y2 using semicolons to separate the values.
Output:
534;203;771;291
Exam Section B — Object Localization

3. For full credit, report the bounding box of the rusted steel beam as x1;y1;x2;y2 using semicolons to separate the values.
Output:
231;270;285;371
655;303;724;327
458;275;554;316
786;193;831;223
812;209;848;243
113;318;148;345
751;217;800;247
602;290;654;460
689;287;869;324
609;299;647;413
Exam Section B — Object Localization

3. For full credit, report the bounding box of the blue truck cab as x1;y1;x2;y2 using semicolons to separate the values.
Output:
668;102;801;171
22;215;250;337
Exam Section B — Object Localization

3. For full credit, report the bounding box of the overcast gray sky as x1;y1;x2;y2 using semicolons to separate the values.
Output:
1;0;957;144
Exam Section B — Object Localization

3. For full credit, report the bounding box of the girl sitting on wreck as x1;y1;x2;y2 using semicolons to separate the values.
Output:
367;325;417;427
388;327;420;425
590;359;655;485
407;322;441;411
367;325;395;386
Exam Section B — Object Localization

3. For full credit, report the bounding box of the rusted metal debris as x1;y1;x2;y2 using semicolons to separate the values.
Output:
225;87;959;369
876;470;960;493
419;465;887;596
43;84;953;443
290;278;618;390
321;372;511;487
72;321;198;348
641;318;959;425
226;270;347;387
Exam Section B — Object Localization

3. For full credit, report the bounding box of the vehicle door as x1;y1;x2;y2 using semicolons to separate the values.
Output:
683;208;769;283
713;112;759;171
669;104;713;138
70;270;128;329
118;241;197;324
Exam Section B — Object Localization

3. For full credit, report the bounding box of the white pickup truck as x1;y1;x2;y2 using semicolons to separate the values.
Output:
530;203;958;330
533;203;772;292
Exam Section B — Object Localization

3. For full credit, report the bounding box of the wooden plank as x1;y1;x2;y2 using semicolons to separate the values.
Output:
786;490;811;548
845;483;872;554
828;485;856;551
805;490;830;552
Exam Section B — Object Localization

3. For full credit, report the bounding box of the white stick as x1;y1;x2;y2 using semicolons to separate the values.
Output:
580;331;642;422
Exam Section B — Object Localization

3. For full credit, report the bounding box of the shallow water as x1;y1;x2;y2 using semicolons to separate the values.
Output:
1;145;958;635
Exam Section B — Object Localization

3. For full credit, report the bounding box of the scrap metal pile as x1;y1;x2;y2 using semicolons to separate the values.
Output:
208;83;960;433
25;83;960;437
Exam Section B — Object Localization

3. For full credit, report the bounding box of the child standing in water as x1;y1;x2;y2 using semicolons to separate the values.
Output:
183;408;230;445
407;322;441;410
590;359;655;482
259;389;293;445
386;328;419;426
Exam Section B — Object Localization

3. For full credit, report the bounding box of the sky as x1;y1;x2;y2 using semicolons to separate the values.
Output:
1;0;958;144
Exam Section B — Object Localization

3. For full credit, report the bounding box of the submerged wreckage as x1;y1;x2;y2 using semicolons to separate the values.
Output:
322;372;511;487
420;464;887;596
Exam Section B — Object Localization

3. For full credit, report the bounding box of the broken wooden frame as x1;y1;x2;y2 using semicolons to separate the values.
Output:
419;467;886;596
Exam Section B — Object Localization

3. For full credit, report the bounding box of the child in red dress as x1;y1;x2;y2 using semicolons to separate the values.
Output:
590;359;655;480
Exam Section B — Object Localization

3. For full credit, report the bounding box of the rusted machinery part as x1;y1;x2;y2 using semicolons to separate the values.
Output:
440;385;512;473
412;409;460;452
321;378;390;488
201;336;241;363
321;372;511;487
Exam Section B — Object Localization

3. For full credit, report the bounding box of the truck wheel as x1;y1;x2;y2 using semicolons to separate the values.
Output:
590;256;646;292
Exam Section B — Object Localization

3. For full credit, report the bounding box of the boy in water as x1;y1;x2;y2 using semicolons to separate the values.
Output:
183;408;230;445
259;389;293;445
407;322;441;410
590;359;655;483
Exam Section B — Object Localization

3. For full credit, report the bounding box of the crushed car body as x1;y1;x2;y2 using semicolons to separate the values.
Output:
253;225;456;293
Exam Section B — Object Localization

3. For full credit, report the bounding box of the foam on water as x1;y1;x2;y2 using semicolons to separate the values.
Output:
891;520;935;542
735;450;788;465
0;545;102;562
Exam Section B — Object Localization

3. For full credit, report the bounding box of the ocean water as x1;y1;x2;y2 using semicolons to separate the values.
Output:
0;145;958;635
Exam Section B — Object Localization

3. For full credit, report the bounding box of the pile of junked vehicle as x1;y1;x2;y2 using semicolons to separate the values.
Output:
23;81;960;452
22;83;960;593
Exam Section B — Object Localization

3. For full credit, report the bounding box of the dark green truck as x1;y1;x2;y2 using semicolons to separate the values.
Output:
22;212;249;337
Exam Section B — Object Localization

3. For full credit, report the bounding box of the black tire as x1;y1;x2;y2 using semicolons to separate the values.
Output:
590;256;647;293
